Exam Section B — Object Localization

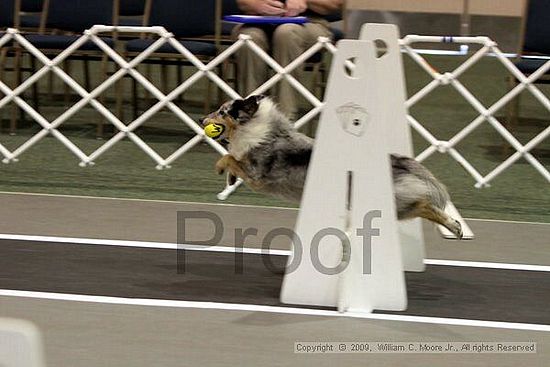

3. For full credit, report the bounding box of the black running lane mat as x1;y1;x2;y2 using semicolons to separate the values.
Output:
1;240;550;325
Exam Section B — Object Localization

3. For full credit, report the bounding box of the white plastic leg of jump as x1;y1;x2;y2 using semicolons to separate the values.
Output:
280;39;407;313
217;176;244;201
360;23;426;271
0;318;46;367
361;23;474;242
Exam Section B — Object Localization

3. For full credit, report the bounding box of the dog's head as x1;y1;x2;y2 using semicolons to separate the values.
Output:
201;95;267;141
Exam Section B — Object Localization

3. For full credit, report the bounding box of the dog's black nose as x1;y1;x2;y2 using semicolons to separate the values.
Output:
199;117;206;125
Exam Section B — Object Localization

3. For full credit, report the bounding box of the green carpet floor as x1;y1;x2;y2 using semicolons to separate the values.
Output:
0;53;548;223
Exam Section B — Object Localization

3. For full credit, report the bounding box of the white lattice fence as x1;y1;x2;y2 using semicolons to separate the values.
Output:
0;25;333;169
401;35;550;187
0;26;548;191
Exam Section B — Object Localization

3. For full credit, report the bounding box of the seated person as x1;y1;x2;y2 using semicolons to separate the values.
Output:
233;0;343;119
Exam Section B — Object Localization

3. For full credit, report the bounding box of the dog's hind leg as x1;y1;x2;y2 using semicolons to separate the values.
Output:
410;200;463;239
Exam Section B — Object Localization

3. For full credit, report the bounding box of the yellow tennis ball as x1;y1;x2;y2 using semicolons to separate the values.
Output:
204;123;225;139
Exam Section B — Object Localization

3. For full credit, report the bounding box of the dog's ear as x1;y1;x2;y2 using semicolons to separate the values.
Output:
229;95;264;123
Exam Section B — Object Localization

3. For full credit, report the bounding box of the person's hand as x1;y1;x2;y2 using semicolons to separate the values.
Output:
284;0;307;17
253;0;285;15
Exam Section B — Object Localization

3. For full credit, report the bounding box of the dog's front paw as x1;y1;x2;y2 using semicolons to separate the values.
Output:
215;156;229;175
215;162;225;175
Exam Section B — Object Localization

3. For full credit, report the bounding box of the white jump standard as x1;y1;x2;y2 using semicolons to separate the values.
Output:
281;24;472;314
280;36;408;313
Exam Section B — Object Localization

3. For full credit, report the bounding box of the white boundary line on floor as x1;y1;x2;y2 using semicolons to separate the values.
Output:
0;191;299;211
2;233;550;272
423;259;550;272
0;289;549;332
0;233;291;256
0;191;548;226
462;217;550;226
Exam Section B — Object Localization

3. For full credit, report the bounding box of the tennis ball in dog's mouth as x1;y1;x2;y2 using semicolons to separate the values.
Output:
204;123;225;139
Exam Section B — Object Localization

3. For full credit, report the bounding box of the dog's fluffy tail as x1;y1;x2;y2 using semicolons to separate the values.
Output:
423;171;450;210
391;154;450;211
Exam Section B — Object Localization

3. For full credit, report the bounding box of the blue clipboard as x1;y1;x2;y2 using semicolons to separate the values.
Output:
223;15;309;25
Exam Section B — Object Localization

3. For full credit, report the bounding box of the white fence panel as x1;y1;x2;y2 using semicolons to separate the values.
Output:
401;35;550;187
0;27;548;190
